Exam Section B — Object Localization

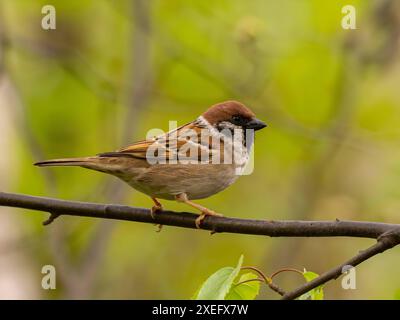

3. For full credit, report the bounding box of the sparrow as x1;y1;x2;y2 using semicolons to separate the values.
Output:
35;100;266;228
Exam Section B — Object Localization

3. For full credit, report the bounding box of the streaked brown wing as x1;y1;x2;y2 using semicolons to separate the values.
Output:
98;120;220;162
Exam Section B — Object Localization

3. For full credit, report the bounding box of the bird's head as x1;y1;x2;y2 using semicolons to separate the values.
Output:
202;100;266;132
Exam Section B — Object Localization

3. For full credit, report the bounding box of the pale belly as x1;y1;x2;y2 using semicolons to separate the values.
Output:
119;163;240;200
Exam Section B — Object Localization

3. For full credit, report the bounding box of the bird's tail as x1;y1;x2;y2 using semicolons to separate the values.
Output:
34;157;95;167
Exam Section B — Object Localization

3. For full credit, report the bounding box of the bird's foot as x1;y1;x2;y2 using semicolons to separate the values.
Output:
174;193;223;229
150;198;164;231
195;209;223;229
151;207;164;232
150;205;163;219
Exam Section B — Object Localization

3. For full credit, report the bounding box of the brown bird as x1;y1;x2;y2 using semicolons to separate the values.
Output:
35;101;266;228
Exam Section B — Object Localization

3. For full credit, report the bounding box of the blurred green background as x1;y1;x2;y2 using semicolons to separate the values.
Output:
1;0;400;299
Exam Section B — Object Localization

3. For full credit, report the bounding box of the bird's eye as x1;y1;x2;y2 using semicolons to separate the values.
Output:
231;115;243;124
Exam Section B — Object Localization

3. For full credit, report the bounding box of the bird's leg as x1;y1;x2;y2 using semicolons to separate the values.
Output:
150;197;163;219
150;197;164;232
175;193;223;228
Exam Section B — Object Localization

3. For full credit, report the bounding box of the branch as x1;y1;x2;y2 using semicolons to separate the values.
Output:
0;191;398;238
1;191;400;300
282;229;400;300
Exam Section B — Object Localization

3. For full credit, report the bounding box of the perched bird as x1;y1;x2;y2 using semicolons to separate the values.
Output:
35;101;266;227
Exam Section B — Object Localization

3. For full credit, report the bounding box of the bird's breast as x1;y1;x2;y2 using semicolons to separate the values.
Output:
123;163;240;200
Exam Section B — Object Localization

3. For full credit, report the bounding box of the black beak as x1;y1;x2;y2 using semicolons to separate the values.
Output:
246;118;267;131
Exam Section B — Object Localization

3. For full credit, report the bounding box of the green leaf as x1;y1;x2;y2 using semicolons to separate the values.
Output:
299;270;324;300
194;255;244;300
226;272;260;300
302;271;319;282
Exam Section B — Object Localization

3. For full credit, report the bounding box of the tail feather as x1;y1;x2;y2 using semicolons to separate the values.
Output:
34;157;92;167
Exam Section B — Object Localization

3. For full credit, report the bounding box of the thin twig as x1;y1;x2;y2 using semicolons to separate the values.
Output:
42;213;60;226
281;229;400;300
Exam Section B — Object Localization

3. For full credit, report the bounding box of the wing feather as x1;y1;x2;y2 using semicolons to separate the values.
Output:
98;120;221;162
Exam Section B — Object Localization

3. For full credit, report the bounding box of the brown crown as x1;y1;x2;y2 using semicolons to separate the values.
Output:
202;100;256;125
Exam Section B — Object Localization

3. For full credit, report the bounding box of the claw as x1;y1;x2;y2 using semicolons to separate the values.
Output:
195;210;223;229
150;205;162;219
174;193;223;229
150;197;163;219
195;214;206;229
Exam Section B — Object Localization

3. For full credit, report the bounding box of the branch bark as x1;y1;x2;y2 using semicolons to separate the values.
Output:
1;190;399;299
0;191;398;238
281;229;400;300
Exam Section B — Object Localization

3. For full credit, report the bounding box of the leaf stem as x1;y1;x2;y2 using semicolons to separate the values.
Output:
241;266;286;296
270;268;304;280
241;266;270;283
233;278;264;288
